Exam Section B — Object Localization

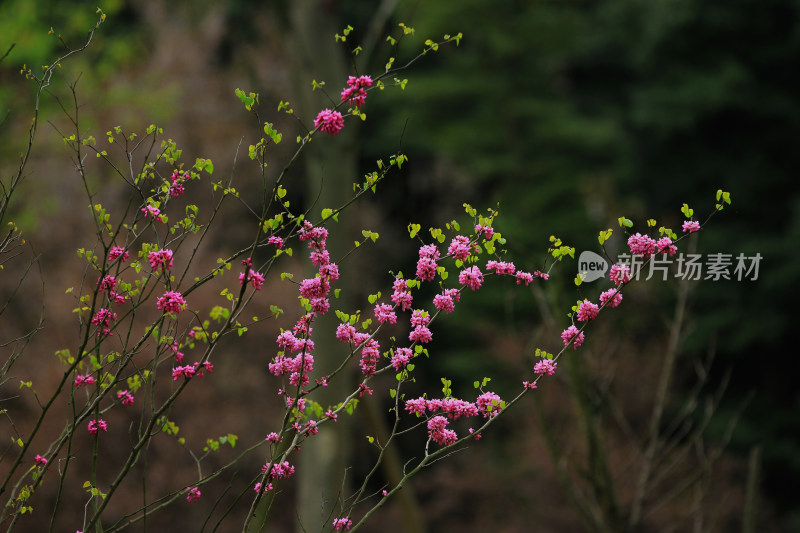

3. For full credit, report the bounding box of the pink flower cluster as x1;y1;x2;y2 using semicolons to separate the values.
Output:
416;244;440;282
185;486;201;503
261;460;295;480
475;391;504;418
627;233;657;257
374;303;397;324
98;275;126;305
333;517;353;531
433;288;460;314
534;359;557;376
576;300;599;321
391;347;413;370
458;266;484;290
140;205;164;222
148;249;174;272
682;220;700;233
486;260;516;275
87;419;107;435
271;314;316;386
391;277;413;311
267;235;284;248
561;325;585;350
340;74;373;108
74;374;95;387
427;416;458;446
609;264;631;286
404;397;479;419
475;224;494;239
298;221;339;315
314;109;344;136
169;170;189;197
34;454;47;465
156;291;186;314
447;235;472;261
117;389;135;406
656;236;677;256
239;258;265;290
600;288;623;308
171;361;214;381
91;308;117;336
108;246;129;263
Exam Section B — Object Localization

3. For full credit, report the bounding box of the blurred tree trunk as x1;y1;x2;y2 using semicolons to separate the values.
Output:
288;2;356;532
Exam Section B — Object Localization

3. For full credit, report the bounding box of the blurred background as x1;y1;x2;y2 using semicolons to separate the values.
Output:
0;0;796;532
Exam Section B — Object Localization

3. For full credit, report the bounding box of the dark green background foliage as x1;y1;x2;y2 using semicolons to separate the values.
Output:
1;0;797;531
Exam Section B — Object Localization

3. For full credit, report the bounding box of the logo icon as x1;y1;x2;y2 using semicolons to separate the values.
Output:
577;251;608;283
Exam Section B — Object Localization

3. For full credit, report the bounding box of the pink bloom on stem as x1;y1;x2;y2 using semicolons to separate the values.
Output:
335;323;357;343
476;392;503;418
391;347;413;370
410;309;430;327
374;303;397;324
34;454;47;465
609;264;631;286
91;308;117;336
98;275;117;293
561;325;585;349
117;390;135;406
185;486;201;503
319;262;339;281
627;233;657;257
314;109;344;136
576;300;600;321
486;260;516;275
148;249;174;272
475;224;494;239
447;235;472;261
74;374;95;388
340;74;373;108
682;220;701;233
656;237;678;256
87;419;108;435
265;432;280;443
534;359;557;376
515;271;534;286
600;288;623;308
156;291;186;314
458;266;484;291
141;205;164;222
333;517;353;531
534;270;550;280
409;325;432;344
108;246;129;263
433;292;455;314
404;397;427;416
268;235;284;248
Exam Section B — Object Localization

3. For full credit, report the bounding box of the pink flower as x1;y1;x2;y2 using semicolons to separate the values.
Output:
156;291;186;314
148;249;174;272
262;460;295;479
319;263;339;281
300;277;329;299
314;109;344;136
108;246;129;263
475;392;503;418
141;205;164;222
239;269;265;290
627;233;657;257
533;270;550;280
268;235;284;248
391;347;413;370
87;419;108;435
534;359;557;376
416;257;437;282
169;170;188;197
656;237;677;256
374;303;397;324
458;266;484;291
600;288;623;308
433;292;455;313
682;220;700;233
117;390;135;406
340;74;373;108
405;397;427;416
265;432;280;443
576;300;599;321
91;308;117;336
336;323;357;343
98;275;117;293
185;486;201;503
34;454;48;465
427;416;457;445
74;374;95;387
561;325;585;349
609;264;631;286
475;224;494;239
447;235;472;261
359;339;381;376
486;260;516;275
410;309;430;327
515;271;534;286
333;517;353;531
409;325;432;344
